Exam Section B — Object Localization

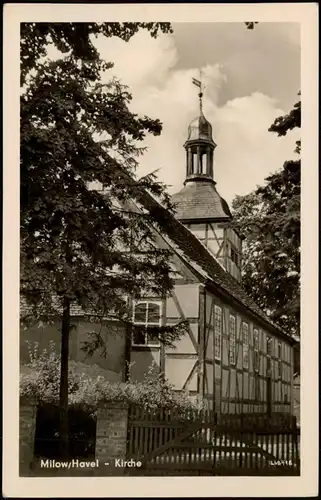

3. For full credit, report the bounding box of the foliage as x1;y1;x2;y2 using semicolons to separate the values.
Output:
20;342;204;413
231;97;300;337
245;22;258;30
20;21;183;455
20;22;173;87
20;21;186;336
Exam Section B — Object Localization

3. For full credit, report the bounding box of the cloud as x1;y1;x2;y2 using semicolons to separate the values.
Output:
95;31;178;90
94;30;299;205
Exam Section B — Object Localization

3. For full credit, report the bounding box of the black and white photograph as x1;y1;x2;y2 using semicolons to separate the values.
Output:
3;3;318;498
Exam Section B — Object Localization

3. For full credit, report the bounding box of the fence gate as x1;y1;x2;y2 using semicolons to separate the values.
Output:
126;406;300;476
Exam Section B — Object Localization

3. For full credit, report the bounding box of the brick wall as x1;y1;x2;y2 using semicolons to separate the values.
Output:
19;398;134;477
19;396;37;476
95;402;129;476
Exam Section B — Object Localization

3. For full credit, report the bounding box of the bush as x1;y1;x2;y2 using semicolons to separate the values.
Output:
20;340;81;404
20;341;204;415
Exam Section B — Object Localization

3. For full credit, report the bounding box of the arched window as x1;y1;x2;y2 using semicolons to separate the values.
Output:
132;301;161;346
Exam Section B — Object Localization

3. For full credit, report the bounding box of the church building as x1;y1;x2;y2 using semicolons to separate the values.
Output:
21;80;297;417
129;82;296;416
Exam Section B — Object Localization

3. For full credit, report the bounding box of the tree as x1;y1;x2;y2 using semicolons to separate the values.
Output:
20;22;187;458
20;21;261;456
231;96;300;338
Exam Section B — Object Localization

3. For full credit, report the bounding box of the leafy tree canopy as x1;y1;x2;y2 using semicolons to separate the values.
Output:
20;22;184;456
231;97;301;339
20;22;185;342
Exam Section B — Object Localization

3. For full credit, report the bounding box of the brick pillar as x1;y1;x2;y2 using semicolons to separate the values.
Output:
19;396;37;476
95;402;129;476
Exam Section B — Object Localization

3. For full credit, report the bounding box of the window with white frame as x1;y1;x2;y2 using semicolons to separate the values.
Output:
132;301;161;346
253;328;260;372
229;314;236;365
214;306;222;360
242;322;249;369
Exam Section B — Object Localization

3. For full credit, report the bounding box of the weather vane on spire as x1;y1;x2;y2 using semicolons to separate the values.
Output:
192;69;205;114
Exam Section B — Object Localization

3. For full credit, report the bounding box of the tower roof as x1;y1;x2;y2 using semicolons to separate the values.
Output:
186;113;216;146
177;76;230;222
172;180;232;223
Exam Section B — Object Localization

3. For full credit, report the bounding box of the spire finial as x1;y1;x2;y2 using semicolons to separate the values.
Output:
192;69;204;115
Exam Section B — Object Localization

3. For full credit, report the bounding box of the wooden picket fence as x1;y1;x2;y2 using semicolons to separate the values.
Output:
126;406;300;476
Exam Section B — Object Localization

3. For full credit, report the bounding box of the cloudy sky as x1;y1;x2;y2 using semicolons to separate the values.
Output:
44;22;300;205
93;22;300;205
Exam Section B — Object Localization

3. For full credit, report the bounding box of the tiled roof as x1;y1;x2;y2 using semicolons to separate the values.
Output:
172;181;232;222
20;297;91;318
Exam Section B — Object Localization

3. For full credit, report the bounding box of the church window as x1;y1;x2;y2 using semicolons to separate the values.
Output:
229;314;236;365
230;247;239;266
253;328;260;372
278;342;283;380
214;305;222;360
266;336;273;376
242;322;249;369
132;301;161;346
266;336;273;356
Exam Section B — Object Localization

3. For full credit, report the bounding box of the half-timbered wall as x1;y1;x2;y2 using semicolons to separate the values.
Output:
165;284;200;393
202;290;293;415
186;223;242;283
130;284;294;416
130;284;200;392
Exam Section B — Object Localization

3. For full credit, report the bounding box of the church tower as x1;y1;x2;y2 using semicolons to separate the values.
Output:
172;77;243;283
